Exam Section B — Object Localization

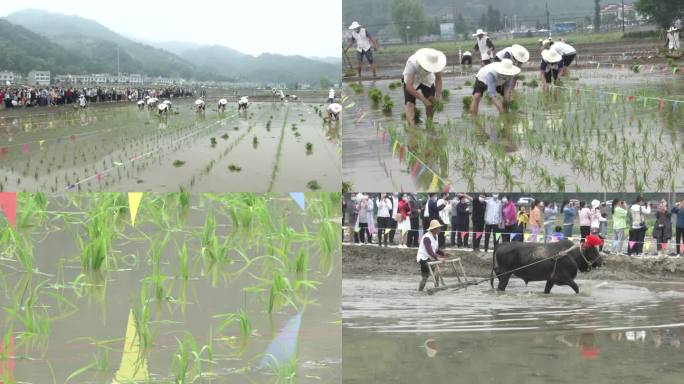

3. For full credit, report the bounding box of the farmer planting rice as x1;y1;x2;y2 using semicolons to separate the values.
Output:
401;48;446;128
543;39;576;77
162;100;172;112
78;94;87;109
470;58;520;116
540;49;564;90
136;100;145;110
218;98;228;112
493;44;530;67
157;102;169;116
461;50;472;65
279;89;285;102
472;28;495;65
344;21;379;79
238;96;249;111
194;98;205;112
326;102;342;122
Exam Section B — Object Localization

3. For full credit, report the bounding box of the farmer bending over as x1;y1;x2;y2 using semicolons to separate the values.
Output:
417;220;446;291
470;58;520;116
402;48;446;128
540;49;564;90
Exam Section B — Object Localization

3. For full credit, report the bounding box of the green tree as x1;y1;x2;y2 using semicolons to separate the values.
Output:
391;0;426;43
320;77;332;90
635;0;684;29
593;0;601;32
454;13;469;36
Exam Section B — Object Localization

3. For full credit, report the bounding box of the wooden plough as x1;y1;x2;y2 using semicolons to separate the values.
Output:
425;258;477;295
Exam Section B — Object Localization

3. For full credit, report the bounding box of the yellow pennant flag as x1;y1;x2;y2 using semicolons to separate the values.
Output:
524;233;531;241
128;192;143;226
428;174;439;191
612;93;618;103
643;242;650;252
39;140;45;148
392;140;398;157
114;309;149;383
385;227;392;235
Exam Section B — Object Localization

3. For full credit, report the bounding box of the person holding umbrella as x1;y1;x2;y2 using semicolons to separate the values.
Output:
402;48;446;128
472;28;495;65
417;219;446;291
344;21;379;79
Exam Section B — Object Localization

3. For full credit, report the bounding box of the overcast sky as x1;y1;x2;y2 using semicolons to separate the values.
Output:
1;0;341;57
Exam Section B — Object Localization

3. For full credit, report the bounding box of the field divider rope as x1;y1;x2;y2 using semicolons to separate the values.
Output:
267;106;290;192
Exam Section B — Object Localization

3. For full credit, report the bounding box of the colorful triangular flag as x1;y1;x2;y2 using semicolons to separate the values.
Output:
0;192;17;228
289;192;305;211
128;192;143;226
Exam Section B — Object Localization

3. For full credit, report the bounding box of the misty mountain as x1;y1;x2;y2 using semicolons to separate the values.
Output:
2;9;339;84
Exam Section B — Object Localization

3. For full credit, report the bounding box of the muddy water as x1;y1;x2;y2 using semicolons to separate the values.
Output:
0;195;341;383
343;276;684;383
0;99;340;192
342;68;684;192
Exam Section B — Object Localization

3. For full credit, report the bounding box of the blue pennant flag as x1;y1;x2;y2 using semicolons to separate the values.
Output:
289;192;305;211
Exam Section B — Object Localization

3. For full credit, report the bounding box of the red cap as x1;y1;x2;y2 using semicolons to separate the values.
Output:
584;234;603;248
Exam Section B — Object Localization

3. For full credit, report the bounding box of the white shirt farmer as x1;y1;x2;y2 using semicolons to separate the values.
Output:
351;28;372;52
328;88;335;99
475;35;493;60
551;41;576;56
476;64;510;87
417;231;439;262
403;53;436;89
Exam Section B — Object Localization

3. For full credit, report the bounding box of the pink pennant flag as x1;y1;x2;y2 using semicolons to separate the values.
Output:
628;241;636;250
399;145;405;163
411;162;421;176
0;146;8;156
680;244;684;254
661;243;669;250
21;143;29;155
628;95;636;102
443;183;451;193
460;231;467;240
0;192;17;228
382;130;387;143
475;232;483;239
96;172;103;182
659;98;665;111
69;134;76;142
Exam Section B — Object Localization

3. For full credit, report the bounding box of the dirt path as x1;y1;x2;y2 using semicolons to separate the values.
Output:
343;244;684;281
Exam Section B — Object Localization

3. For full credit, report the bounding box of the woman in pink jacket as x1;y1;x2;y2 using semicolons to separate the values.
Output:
502;196;517;242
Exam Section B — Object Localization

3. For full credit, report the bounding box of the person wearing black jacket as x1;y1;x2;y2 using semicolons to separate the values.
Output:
407;194;421;247
455;194;472;248
472;193;486;251
427;193;446;248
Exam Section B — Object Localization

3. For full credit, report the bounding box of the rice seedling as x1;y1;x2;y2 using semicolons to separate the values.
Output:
307;180;321;190
265;354;297;383
253;136;259;148
441;89;450;101
381;95;394;115
368;88;383;106
173;160;186;167
388;81;402;90
228;165;242;172
349;82;363;94
462;96;473;110
305;142;313;154
178;242;190;280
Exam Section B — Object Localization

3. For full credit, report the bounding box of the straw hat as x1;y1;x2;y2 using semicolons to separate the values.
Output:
511;44;530;64
668;26;679;32
195;99;204;105
472;28;486;36
349;21;362;30
493;58;521;77
158;103;167;111
328;103;342;114
424;339;438;358
218;98;228;105
415;48;447;73
428;220;442;231
541;39;552;47
163;100;171;105
463;50;471;56
541;49;562;64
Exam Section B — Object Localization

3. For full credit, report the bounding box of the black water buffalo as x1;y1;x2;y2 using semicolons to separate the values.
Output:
491;238;604;294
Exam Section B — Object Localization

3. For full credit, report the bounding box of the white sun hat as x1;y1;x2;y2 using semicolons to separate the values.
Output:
137;100;144;105
415;48;447;73
591;199;600;209
494;58;521;76
463;50;471;56
511;44;530;63
541;49;562;63
328;103;342;114
195;99;205;105
218;98;228;105
158;103;167;110
472;28;486;36
349;21;362;30
668;26;679;32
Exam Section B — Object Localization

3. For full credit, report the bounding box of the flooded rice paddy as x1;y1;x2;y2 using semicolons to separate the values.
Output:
343;276;684;383
342;68;684;192
0;99;340;192
0;192;341;383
